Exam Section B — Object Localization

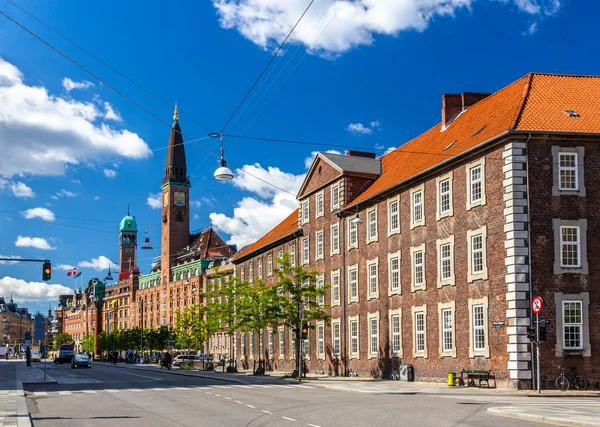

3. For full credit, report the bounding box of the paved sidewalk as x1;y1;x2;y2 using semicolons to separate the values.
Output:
488;404;600;426
0;361;32;427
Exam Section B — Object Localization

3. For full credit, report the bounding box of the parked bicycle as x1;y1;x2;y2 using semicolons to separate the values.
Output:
555;367;587;391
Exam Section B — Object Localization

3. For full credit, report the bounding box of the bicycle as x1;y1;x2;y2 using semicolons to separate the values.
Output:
555;367;587;391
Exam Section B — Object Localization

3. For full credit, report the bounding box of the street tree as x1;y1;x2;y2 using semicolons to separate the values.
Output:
81;334;94;353
53;332;72;347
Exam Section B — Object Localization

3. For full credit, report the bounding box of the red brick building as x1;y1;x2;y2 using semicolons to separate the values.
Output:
231;73;600;388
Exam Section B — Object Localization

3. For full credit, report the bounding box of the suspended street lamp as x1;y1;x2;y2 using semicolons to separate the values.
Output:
350;205;363;225
105;264;114;281
141;225;153;250
212;133;234;181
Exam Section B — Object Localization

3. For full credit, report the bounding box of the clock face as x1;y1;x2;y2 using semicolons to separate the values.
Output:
174;191;186;207
163;193;169;207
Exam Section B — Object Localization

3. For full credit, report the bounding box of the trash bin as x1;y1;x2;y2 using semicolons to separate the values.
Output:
448;372;456;387
399;364;414;382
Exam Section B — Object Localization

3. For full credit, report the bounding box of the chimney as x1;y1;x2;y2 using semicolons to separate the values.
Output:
345;150;376;159
462;92;491;109
441;94;462;126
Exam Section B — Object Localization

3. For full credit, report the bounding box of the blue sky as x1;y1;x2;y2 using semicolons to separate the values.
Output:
1;0;599;314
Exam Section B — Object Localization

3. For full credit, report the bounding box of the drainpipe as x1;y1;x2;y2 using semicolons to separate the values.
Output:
337;212;347;377
524;132;534;389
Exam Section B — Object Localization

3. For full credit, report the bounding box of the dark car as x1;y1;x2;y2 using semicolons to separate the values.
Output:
71;354;91;369
54;355;73;364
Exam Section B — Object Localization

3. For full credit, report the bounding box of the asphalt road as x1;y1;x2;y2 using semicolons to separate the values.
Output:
23;363;544;427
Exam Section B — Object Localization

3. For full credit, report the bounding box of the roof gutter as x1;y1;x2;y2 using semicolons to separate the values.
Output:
231;228;304;264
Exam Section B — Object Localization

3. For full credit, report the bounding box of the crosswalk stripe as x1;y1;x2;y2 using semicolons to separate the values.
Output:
105;389;120;393
255;385;274;388
214;386;233;389
294;385;314;389
272;385;293;388
34;392;48;396
236;385;254;388
58;391;72;395
81;390;97;394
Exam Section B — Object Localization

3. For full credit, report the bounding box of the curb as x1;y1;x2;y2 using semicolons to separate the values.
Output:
488;407;600;427
100;363;248;384
15;368;33;427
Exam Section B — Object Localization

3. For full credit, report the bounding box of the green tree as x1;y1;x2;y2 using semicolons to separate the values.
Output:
81;334;95;353
96;332;109;354
53;332;72;347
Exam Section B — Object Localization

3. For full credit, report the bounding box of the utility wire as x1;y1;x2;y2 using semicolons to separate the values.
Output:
219;0;316;133
5;0;211;132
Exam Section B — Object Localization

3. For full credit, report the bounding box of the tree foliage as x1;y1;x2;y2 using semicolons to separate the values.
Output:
81;334;95;353
53;332;72;347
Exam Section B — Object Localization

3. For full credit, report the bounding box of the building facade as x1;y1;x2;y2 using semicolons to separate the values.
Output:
1;296;34;353
231;73;600;388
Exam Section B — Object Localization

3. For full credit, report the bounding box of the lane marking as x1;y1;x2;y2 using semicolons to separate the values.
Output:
206;392;212;395
295;385;314;389
261;410;273;414
105;389;120;393
215;394;221;397
246;404;256;409
281;416;296;421
214;385;233;389
272;385;293;388
308;424;321;427
114;371;163;381
235;400;243;404
81;390;97;394
236;385;253;388
224;397;232;400
58;391;72;395
34;392;48;396
173;387;188;390
151;387;167;391
256;385;274;388
127;389;143;392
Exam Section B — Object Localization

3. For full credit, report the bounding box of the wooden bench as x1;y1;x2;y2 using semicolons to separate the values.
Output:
458;369;496;388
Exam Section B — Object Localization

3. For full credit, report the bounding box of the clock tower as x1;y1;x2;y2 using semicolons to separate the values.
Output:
161;106;190;283
119;209;138;273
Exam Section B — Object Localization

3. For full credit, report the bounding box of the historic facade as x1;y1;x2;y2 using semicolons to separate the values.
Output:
1;296;34;352
231;73;600;388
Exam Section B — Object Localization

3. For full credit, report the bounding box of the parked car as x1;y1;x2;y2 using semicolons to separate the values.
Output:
71;353;91;369
30;351;42;362
172;354;199;367
54;355;73;364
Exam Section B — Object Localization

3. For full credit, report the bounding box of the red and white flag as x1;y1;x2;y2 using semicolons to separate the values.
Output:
66;267;77;277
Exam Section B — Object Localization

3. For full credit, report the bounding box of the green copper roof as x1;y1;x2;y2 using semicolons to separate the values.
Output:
119;215;138;232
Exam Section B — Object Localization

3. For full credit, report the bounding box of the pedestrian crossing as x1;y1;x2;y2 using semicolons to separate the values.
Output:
28;383;315;397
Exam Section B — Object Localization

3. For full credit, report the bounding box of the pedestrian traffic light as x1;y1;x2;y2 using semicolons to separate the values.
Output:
527;326;536;341
42;260;51;281
301;323;308;340
538;320;547;342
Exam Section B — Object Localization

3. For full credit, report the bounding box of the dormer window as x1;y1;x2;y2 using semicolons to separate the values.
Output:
565;110;580;117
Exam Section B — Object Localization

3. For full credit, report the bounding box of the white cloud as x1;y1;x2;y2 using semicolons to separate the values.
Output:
62;77;94;92
104;169;117;178
523;22;537;35
71;179;81;185
210;163;304;247
10;181;35;198
93;196;100;200
190;200;202;209
370;120;381;129
146;193;161;209
303;149;341;169
56;264;76;271
103;102;122;121
0;58;151;178
52;189;77;199
347;122;373;134
21;207;55;222
14;236;56;250
193;214;200;220
78;255;118;272
0;276;74;303
0;255;21;265
212;1;560;56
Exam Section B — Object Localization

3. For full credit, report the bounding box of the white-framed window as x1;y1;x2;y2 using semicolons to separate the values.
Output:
348;218;358;248
368;313;379;357
277;248;283;269
249;261;254;282
316;275;325;306
348;264;358;303
388;196;400;235
552;146;585;196
316;230;324;260
290;329;296;359
302;237;310;265
267;253;273;276
466;158;486;209
257;258;263;278
349;316;359;358
560;225;580;268
389;309;402;357
415;312;425;354
289;242;296;268
436;172;453;220
316;191;324;218
467;226;488;282
278;327;284;359
331;183;340;210
367;207;378;243
563;301;583;350
301;200;309;224
468;296;488;358
367;258;379;299
438;302;455;357
249;332;254;359
388;251;401;295
331;270;340;306
240;265;245;282
473;305;485;351
331;223;340;255
332;319;341;356
410;186;424;228
268;329;274;357
241;332;246;358
259;330;264;357
437;236;455;287
303;337;310;359
410;244;426;291
317;323;325;358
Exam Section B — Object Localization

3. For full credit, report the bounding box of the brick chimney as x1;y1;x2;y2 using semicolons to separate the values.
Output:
442;94;462;127
345;150;376;159
462;92;490;109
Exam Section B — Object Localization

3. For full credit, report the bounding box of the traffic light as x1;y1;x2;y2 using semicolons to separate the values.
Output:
42;260;51;281
301;323;308;340
527;326;536;341
538;320;547;342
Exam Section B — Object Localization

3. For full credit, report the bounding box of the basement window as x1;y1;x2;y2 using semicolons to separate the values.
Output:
565;110;580;117
471;125;487;137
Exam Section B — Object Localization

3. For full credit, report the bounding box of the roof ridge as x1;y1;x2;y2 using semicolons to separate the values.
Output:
510;73;534;130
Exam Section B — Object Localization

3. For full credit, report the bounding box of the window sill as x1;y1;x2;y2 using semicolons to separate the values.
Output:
389;289;401;296
367;294;379;301
410;222;424;230
387;230;400;238
437;212;453;221
367;238;378;245
563;349;585;357
437;281;456;289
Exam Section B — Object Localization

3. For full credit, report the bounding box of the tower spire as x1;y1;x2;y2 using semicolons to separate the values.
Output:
173;102;179;122
127;203;130;216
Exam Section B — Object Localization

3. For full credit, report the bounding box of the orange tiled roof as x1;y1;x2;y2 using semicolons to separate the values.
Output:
231;209;299;261
348;73;600;208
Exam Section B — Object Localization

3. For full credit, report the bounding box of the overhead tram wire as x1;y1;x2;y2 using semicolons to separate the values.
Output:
219;0;317;134
5;0;211;132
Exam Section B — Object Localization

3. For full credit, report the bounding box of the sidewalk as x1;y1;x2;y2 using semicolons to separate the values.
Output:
0;361;32;427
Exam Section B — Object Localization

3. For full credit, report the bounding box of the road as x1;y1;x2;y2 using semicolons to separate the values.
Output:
24;363;547;427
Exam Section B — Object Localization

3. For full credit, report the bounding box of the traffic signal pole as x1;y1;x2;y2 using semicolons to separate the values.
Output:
536;312;541;394
0;258;52;280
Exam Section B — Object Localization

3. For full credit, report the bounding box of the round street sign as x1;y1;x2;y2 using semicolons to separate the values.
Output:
532;296;543;314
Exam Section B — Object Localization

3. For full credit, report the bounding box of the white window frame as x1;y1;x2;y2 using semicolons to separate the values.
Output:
562;300;583;350
366;257;379;300
316;274;325;306
438;301;456;358
331;269;340;306
348;264;359;303
552;146;585;196
315;229;324;261
410;243;426;292
330;182;340;211
387;195;400;236
412;305;428;358
348;218;358;249
388;251;401;296
466;158;486;210
348;315;359;359
317;322;325;359
331;318;341;357
468;296;489;358
302;237;310;265
368;312;379;358
301;200;309;224
289;242;296;268
330;223;340;255
249;332;254;359
467;226;488;282
257;258;263;279
248;261;254;283
436;172;453;221
554;292;591;357
366;206;378;243
268;329;274;358
436;236;455;287
316;191;324;218
267;252;273;276
552;219;589;275
240;265;245;282
290;329;296;359
277;248;283;269
558;152;578;191
388;308;403;358
410;184;425;229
